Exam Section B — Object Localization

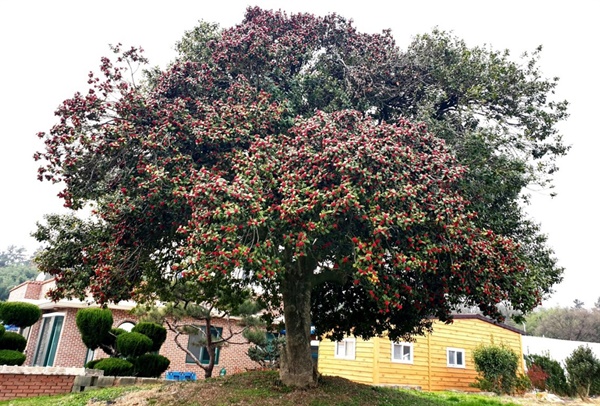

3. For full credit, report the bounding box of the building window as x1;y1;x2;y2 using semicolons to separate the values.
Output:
32;313;65;367
186;326;223;365
334;337;355;360
391;342;413;364
118;321;135;332
447;347;466;368
84;348;95;366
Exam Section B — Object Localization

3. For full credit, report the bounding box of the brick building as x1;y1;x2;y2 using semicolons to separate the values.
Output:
7;276;259;377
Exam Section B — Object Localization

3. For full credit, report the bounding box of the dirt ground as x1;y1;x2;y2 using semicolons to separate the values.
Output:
87;385;600;406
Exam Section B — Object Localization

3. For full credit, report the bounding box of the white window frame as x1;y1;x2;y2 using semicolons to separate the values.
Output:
447;347;466;368
391;341;413;364
334;337;356;360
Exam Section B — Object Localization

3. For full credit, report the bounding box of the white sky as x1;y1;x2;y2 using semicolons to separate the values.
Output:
1;1;597;308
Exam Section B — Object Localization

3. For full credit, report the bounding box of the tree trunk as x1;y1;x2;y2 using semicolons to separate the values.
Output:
279;264;316;387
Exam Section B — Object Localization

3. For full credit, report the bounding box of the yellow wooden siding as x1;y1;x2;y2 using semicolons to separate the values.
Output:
318;317;524;392
318;337;374;384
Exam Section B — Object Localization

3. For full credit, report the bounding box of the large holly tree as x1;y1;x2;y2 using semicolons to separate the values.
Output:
34;8;566;387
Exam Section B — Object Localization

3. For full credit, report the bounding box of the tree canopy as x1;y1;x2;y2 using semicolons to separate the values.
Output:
0;246;38;301
34;7;566;386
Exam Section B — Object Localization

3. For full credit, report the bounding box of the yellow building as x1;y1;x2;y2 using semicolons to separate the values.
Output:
317;314;524;392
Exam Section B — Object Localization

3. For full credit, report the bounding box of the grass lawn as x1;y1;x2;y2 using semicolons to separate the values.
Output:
0;370;521;406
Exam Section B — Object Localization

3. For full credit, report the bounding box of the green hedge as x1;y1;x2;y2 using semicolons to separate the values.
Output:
116;332;152;358
0;349;26;366
93;358;134;377
0;302;41;328
0;331;27;352
132;322;167;352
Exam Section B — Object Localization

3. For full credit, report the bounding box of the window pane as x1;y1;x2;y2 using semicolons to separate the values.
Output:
336;341;345;356
456;351;463;365
33;317;52;366
393;344;402;359
33;315;64;367
346;340;354;356
402;345;411;360
448;350;456;365
186;326;205;364
186;326;222;365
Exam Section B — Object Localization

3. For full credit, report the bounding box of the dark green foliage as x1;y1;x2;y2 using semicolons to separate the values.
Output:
0;323;5;337
524;353;570;396
0;265;38;301
565;345;600;400
0;331;27;352
75;308;113;350
85;359;101;369
472;344;519;394
116;332;153;358
527;307;600;343
0;349;26;365
93;357;134;377
0;301;41;327
132;353;170;377
0;246;38;301
131;322;167;352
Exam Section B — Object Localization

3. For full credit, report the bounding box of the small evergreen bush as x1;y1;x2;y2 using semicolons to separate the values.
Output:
116;332;153;358
472;344;519;394
75;308;113;350
0;331;27;352
0;323;5;337
0;302;41;327
132;322;167;352
94;357;134;377
132;353;170;377
565;345;600;400
0;349;26;366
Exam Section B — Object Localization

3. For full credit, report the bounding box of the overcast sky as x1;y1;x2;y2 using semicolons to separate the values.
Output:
1;1;597;308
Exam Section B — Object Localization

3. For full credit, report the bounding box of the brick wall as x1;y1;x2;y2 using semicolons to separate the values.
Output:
0;373;75;400
103;311;259;377
0;366;157;401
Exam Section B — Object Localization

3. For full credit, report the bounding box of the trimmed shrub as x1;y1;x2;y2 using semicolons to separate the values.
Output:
0;349;26;366
0;331;27;352
75;308;113;350
132;353;170;378
116;332;152;358
525;353;570;396
472;344;519;394
0;302;41;328
132;322;167;352
94;357;134;377
565;345;600;400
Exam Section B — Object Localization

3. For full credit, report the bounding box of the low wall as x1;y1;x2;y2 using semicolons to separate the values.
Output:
0;366;161;401
0;366;94;400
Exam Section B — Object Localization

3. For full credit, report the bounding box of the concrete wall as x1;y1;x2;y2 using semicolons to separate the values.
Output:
522;335;600;366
